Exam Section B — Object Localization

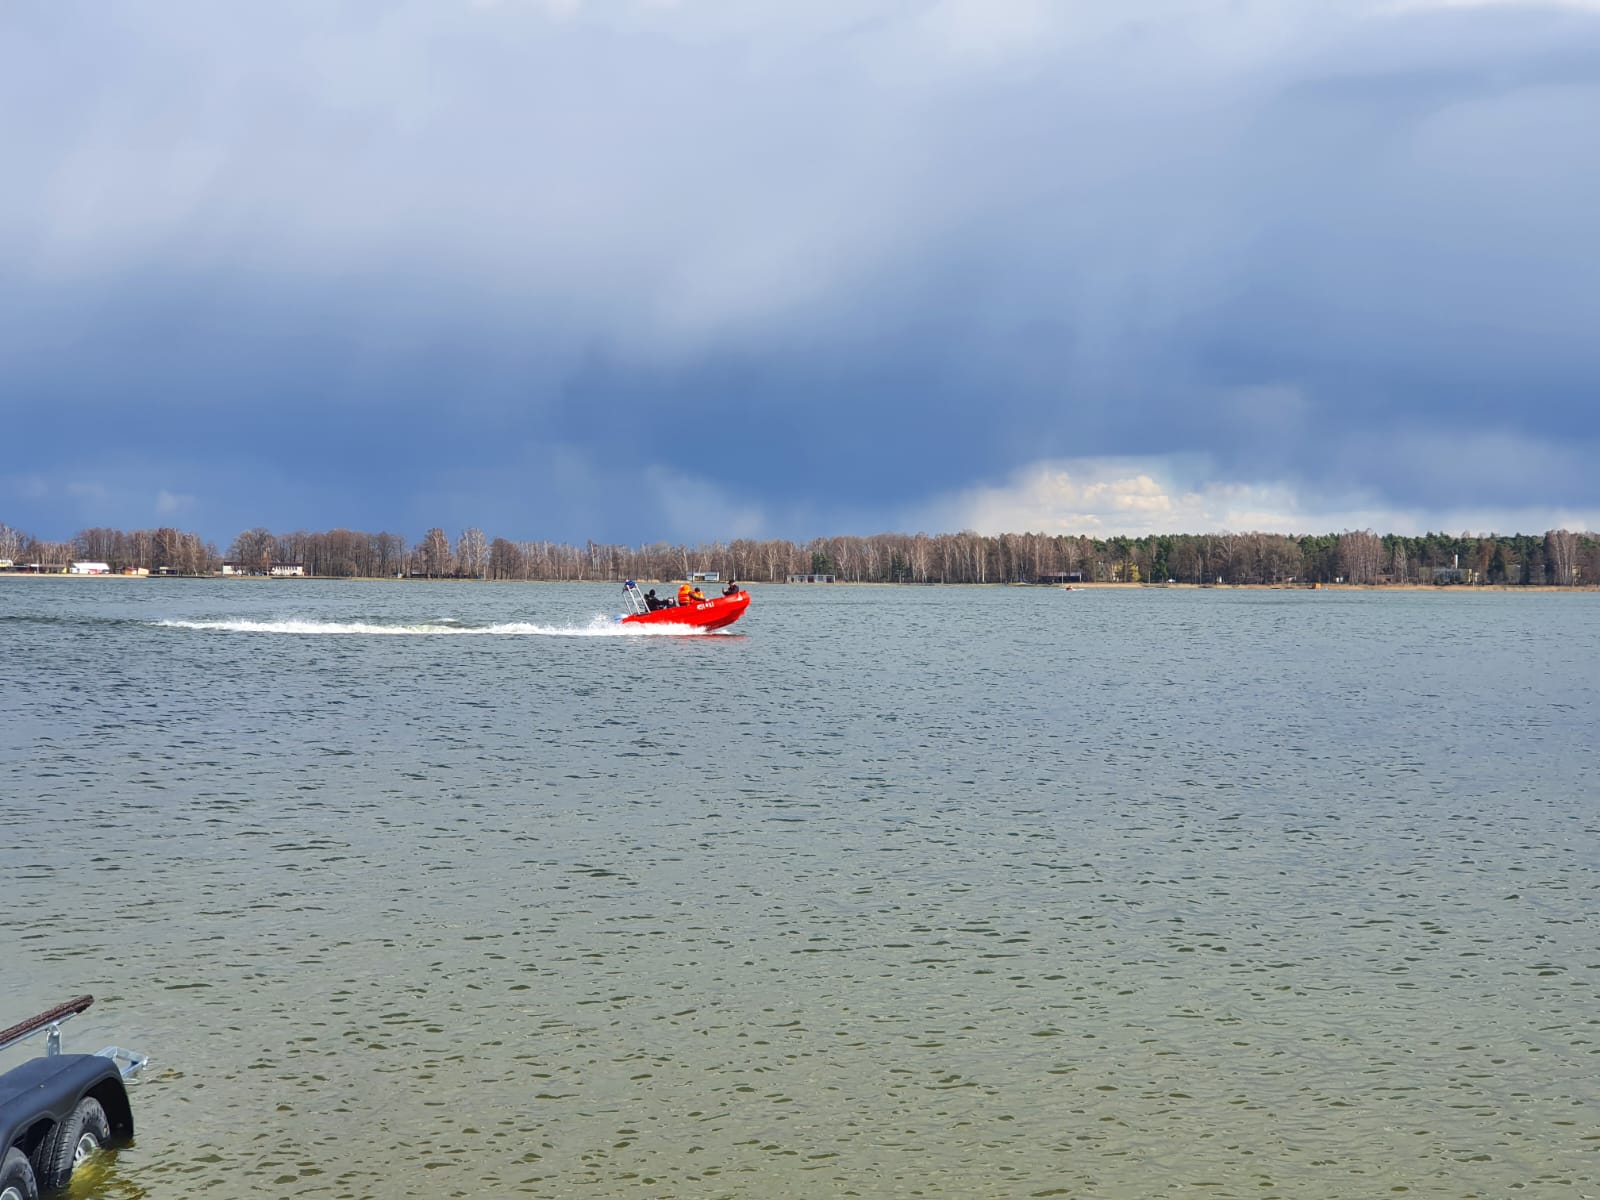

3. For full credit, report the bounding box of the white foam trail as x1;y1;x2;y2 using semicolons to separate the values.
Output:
152;616;713;637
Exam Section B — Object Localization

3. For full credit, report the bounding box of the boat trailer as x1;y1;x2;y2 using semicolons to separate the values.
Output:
0;996;146;1199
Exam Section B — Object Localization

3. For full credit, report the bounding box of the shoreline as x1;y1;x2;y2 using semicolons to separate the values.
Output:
3;573;1593;593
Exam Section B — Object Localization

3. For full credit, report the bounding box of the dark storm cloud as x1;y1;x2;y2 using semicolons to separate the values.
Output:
3;0;1597;542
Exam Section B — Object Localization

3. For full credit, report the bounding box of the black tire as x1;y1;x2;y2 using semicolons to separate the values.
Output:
0;1147;39;1200
33;1096;111;1190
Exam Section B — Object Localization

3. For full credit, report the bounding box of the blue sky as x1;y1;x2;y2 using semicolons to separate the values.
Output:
4;0;1598;546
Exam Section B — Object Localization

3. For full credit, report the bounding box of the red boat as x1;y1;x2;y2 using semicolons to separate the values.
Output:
618;581;751;631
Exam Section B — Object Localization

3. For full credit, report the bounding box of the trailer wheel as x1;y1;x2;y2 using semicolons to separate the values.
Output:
0;1147;39;1200
33;1097;112;1190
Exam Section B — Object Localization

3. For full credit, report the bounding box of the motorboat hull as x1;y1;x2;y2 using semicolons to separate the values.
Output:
621;589;750;631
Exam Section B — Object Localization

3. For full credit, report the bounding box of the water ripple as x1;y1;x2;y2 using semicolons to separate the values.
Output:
2;581;1596;1198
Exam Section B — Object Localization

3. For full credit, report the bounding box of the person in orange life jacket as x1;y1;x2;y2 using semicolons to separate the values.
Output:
678;582;693;606
689;585;707;602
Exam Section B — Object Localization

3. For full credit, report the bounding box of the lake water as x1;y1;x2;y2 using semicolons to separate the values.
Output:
2;579;1596;1199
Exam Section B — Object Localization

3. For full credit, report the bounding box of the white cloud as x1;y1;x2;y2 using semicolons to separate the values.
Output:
470;0;592;13
637;463;768;541
156;489;195;515
0;0;1446;319
4;0;1598;541
920;456;1600;537
912;0;1057;68
1387;0;1600;10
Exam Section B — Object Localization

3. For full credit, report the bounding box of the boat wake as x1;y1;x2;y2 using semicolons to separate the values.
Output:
153;616;723;637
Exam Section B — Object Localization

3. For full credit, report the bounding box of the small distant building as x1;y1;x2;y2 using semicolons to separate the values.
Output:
69;562;112;575
1432;566;1476;585
1037;572;1083;585
787;573;836;583
222;561;306;577
690;571;720;583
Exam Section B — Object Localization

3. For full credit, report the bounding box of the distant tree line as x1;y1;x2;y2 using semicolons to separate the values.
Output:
2;520;1595;586
0;523;217;574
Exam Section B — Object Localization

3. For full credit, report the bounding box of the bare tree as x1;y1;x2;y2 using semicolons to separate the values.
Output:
367;532;404;577
488;537;525;580
456;527;488;579
1214;532;1239;583
1337;529;1384;584
418;528;453;578
73;528;119;563
152;527;183;572
228;528;276;573
1390;539;1409;584
1259;534;1302;583
1545;529;1578;585
26;538;73;569
126;529;153;571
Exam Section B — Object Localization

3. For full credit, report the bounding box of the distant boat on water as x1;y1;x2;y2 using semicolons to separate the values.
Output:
617;581;751;631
